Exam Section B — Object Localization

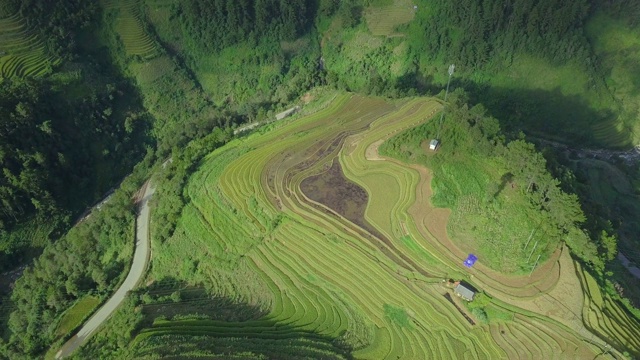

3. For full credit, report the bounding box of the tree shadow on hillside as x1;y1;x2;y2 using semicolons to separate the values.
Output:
402;71;632;149
137;277;267;323
131;277;356;359
493;173;514;198
462;81;633;149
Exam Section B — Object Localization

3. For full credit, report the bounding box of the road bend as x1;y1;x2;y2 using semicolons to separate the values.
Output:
56;182;155;359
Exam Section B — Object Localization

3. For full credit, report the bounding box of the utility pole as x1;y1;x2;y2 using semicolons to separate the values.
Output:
529;255;541;277
527;240;539;262
436;64;455;141
523;228;536;250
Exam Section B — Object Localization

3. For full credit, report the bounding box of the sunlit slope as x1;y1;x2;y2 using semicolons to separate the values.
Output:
144;93;609;358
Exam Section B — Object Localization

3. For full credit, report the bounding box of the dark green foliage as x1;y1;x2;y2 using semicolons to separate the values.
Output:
153;127;232;243
318;0;340;17
73;296;145;360
8;0;98;59
0;162;153;356
179;0;311;52
0;75;148;270
596;0;640;27
470;308;488;324
0;81;59;227
147;1;323;108
409;0;592;69
337;0;363;28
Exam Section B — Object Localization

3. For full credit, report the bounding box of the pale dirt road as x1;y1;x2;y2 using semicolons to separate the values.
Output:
55;182;155;359
619;252;640;279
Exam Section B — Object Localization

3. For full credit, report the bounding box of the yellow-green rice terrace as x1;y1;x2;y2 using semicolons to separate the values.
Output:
140;93;640;359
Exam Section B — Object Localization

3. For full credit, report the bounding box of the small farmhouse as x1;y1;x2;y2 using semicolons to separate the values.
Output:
429;139;439;151
454;283;475;301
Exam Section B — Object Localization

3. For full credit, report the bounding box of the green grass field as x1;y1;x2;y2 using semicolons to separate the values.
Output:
135;92;640;358
0;11;58;79
54;295;101;338
364;0;416;37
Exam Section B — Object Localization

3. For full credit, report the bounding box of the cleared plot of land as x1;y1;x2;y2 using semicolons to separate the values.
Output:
300;160;382;240
142;93;635;358
0;12;58;79
364;0;416;36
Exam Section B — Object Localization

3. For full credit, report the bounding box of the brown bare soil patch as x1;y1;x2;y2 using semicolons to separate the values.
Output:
300;160;383;240
301;92;313;104
365;139;385;161
299;157;434;278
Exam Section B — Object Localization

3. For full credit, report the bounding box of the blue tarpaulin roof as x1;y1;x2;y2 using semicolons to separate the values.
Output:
463;254;477;268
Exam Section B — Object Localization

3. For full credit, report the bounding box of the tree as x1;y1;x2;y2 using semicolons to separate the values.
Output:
599;230;618;262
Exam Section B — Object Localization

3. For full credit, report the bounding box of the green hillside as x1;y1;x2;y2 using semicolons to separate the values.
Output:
1;0;640;359
84;93;636;359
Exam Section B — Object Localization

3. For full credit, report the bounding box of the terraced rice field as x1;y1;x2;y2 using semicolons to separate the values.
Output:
145;93;638;358
364;0;416;36
106;0;159;60
577;262;640;354
0;11;58;79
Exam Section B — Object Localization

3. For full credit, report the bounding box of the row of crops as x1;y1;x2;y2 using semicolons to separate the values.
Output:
105;0;160;60
137;93;626;358
0;11;58;80
577;262;640;355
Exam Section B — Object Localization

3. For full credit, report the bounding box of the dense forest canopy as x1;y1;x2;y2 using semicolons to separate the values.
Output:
0;78;147;266
598;0;640;27
0;0;149;270
410;0;593;69
6;0;97;58
179;0;312;52
0;81;144;224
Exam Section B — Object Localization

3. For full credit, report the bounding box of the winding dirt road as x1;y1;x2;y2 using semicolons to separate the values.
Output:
55;182;155;359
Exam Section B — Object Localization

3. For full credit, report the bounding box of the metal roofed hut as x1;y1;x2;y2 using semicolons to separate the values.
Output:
429;139;439;151
454;283;475;301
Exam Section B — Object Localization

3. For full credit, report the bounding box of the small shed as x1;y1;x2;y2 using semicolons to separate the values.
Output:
429;139;439;151
454;283;475;301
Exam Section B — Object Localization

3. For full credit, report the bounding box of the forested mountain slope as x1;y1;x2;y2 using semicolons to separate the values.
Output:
0;0;149;271
321;0;640;148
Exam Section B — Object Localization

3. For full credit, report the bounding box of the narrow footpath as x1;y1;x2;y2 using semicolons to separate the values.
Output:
55;183;155;359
